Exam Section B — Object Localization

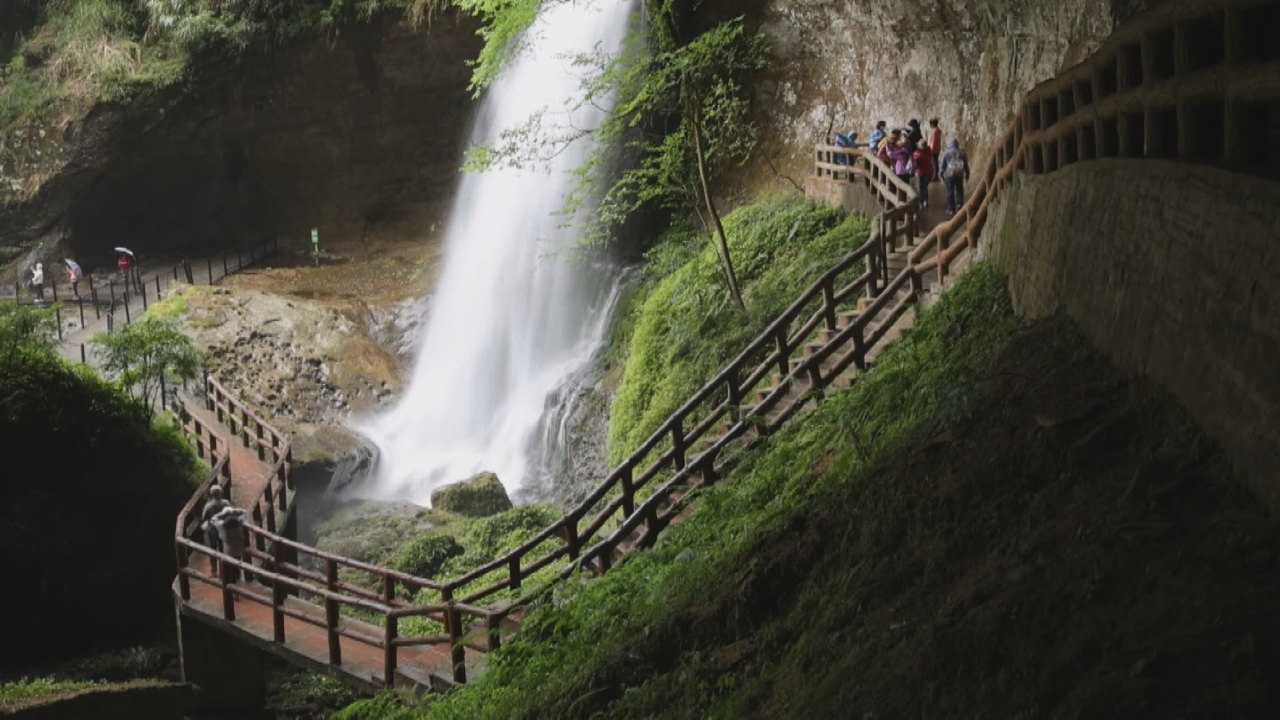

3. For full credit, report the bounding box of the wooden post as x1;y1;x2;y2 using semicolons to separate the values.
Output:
564;520;580;561
821;279;837;331
325;559;342;666
92;286;100;319
774;328;790;377
177;543;191;600
78;298;85;329
383;615;398;687
620;465;635;517
271;542;286;643
207;258;214;285
220;557;236;621
486;614;502;652
123;292;130;324
508;556;521;591
447;604;467;684
141;281;148;311
671;417;686;471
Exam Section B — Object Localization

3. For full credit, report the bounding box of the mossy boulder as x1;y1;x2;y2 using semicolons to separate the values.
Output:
430;472;513;517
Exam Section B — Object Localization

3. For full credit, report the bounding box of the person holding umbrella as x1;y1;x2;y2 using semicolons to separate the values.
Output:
115;247;133;278
65;259;83;300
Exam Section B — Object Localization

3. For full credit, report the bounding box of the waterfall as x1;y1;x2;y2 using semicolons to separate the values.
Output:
357;0;637;504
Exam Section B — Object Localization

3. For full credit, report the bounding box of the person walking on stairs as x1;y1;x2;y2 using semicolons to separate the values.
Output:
940;138;971;216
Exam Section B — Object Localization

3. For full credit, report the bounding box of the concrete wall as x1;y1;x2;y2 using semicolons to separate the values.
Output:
978;159;1280;512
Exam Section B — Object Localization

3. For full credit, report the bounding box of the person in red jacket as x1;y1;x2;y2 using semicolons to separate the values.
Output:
912;144;935;209
927;118;944;181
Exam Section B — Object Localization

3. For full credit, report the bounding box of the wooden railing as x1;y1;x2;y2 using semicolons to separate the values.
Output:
203;375;293;544
173;0;1280;688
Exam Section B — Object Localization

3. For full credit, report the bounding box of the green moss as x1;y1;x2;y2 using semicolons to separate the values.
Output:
607;195;868;463
393;534;465;579
0;678;99;707
328;264;1016;719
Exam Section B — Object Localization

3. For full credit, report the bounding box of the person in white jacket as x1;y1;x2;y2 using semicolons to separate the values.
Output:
30;263;44;302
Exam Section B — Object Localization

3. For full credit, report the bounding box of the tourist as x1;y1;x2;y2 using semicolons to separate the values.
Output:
939;138;971;216
201;485;232;573
869;120;888;152
906;118;923;149
833;130;860;166
211;505;249;584
117;251;132;279
66;264;80;300
877;129;900;167
927;119;943;181
30;263;44;302
890;137;914;186
912;142;934;208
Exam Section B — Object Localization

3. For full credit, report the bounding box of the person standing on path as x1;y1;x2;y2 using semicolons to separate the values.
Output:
869;120;888;153
30;264;44;302
67;264;81;300
201;485;232;572
940;138;971;216
890;137;914;187
927;119;943;181
211;505;249;584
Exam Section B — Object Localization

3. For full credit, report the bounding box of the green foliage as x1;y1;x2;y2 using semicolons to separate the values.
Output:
375;263;1022;720
0;302;58;363
0;313;199;662
393;533;465;578
267;669;362;719
0;677;98;706
608;196;866;463
452;0;546;94
333;692;423;720
91;316;202;416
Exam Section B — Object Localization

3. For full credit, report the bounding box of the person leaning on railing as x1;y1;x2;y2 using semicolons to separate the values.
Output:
201;485;231;572
210;506;250;585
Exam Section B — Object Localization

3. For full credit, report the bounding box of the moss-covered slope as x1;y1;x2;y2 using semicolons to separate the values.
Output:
338;263;1280;718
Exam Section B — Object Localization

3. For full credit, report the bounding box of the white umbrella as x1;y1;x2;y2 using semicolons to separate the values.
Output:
64;258;83;278
113;247;134;256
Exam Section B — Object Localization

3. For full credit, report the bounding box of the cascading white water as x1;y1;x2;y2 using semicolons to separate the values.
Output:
358;0;637;504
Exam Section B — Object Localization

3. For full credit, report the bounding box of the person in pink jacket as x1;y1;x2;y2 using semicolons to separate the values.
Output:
927;118;944;181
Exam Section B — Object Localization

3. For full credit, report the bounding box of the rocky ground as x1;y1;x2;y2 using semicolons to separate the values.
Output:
171;237;441;464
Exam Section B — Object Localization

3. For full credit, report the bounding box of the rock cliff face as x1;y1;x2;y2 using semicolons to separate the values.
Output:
0;13;481;275
745;0;1163;185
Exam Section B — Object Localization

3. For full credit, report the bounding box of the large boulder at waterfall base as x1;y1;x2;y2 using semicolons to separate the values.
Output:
431;472;514;517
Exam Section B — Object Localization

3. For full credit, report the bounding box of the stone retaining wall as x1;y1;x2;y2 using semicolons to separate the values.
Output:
978;159;1280;512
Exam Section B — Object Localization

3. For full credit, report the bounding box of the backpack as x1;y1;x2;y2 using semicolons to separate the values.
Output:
949;154;967;179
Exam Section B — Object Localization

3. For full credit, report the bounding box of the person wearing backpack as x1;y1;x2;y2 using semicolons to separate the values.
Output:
940;138;971;216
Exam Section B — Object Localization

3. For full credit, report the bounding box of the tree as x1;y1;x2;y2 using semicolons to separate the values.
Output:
596;13;766;310
91;317;202;417
461;1;767;311
0;303;57;364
